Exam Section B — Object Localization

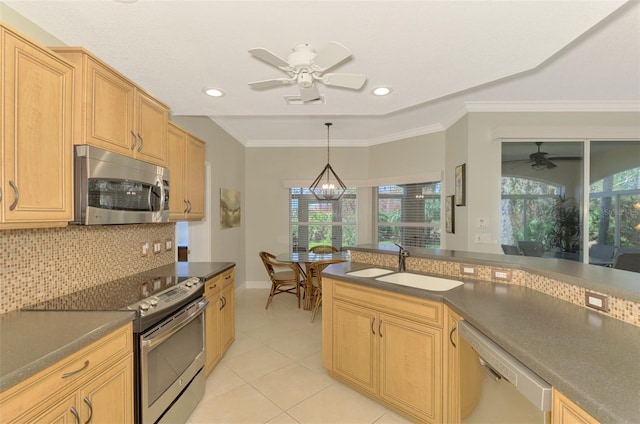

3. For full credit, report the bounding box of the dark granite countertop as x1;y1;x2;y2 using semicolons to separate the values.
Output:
0;310;134;393
140;261;235;281
323;261;640;424
0;262;234;394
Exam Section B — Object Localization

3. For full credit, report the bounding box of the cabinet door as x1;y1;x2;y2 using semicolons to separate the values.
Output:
379;313;442;423
85;57;135;156
205;298;222;375
79;355;134;424
2;29;73;226
167;123;187;220
332;300;377;395
24;392;78;424
445;309;462;424
552;389;600;424
185;134;205;220
134;90;168;166
220;282;235;354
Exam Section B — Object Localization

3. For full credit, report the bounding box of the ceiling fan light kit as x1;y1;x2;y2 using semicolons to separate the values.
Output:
248;41;367;103
309;123;347;201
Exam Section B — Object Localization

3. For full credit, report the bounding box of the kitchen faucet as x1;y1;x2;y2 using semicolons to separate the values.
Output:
394;243;409;272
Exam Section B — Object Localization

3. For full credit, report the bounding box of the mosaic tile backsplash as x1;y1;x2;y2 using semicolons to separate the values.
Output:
1;224;175;313
349;251;640;327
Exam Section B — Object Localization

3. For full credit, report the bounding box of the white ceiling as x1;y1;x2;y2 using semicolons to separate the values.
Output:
4;0;639;147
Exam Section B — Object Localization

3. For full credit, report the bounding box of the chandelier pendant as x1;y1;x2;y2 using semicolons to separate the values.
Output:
309;123;346;201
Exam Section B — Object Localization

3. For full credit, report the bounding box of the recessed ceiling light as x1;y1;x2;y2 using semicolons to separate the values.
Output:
203;87;225;97
372;86;392;96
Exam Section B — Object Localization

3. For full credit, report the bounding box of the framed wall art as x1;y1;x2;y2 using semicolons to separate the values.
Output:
446;195;455;233
220;188;241;229
455;163;466;206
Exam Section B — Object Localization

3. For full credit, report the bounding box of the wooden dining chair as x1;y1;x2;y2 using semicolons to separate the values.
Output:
306;258;347;322
259;251;304;309
309;245;339;253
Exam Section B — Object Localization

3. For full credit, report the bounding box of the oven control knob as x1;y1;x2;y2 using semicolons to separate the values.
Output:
139;301;150;311
149;297;159;307
185;279;195;287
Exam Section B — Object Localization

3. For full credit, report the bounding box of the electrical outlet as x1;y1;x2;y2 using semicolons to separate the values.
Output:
141;242;149;257
492;268;512;282
460;264;477;275
585;291;609;312
474;233;492;243
165;239;173;251
153;241;162;254
477;217;489;228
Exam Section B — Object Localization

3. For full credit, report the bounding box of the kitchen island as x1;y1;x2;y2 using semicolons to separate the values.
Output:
321;246;640;424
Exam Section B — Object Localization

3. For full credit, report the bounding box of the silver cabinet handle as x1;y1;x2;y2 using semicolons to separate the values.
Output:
183;200;189;213
61;360;89;379
137;133;143;152
70;406;81;423
9;180;19;210
130;130;137;150
83;396;93;424
187;200;192;213
370;317;375;335
0;187;2;203
449;324;457;348
378;319;383;337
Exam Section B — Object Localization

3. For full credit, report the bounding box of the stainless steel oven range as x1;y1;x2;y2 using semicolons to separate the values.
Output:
26;274;207;424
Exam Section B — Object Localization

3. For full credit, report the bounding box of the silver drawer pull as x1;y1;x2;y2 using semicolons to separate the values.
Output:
9;181;19;210
61;360;89;378
137;133;144;152
70;406;81;423
83;396;93;424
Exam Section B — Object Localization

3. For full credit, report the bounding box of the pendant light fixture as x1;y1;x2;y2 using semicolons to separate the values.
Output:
309;122;346;201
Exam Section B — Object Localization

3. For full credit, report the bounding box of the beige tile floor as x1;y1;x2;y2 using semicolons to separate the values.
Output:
187;288;412;424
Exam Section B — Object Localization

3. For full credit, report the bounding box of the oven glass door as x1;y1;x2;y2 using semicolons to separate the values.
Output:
140;299;206;423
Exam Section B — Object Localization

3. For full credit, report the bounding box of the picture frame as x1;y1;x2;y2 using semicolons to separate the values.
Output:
455;163;466;206
445;195;455;233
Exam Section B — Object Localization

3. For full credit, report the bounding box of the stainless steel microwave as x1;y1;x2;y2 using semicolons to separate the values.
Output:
72;145;169;225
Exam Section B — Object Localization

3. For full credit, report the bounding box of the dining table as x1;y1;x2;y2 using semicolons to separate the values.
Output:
276;251;350;310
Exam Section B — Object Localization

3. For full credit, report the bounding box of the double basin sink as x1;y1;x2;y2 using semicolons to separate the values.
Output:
346;268;463;292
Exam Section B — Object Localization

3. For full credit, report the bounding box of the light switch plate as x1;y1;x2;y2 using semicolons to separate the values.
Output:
460;264;477;275
585;291;609;312
153;241;162;254
491;267;512;282
141;242;149;257
165;239;173;251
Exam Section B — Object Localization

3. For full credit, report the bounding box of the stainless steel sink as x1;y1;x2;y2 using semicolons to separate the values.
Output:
375;272;463;291
346;268;395;278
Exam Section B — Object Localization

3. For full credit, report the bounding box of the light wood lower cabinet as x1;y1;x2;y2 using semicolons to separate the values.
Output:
1;24;74;229
444;307;462;424
324;278;443;423
204;267;235;375
552;389;601;424
0;323;134;424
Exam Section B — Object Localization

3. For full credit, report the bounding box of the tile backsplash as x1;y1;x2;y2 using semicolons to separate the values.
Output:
0;224;175;313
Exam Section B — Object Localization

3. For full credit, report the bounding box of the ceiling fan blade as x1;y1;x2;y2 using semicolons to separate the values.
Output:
248;78;293;89
321;73;367;89
547;156;583;161
300;85;321;102
248;48;290;69
312;42;352;71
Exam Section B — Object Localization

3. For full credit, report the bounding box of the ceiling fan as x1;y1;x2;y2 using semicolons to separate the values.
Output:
248;42;367;102
504;142;582;171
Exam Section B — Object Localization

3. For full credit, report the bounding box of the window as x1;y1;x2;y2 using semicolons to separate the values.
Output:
375;182;441;248
589;167;640;248
501;177;564;247
289;188;357;252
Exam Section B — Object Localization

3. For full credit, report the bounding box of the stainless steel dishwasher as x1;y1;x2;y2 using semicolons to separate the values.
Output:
458;321;552;424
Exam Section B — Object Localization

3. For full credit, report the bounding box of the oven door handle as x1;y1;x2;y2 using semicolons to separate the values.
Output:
142;299;208;349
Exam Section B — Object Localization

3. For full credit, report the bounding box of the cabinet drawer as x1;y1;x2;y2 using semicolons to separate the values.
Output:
204;268;234;298
220;268;235;290
333;281;443;328
0;324;132;422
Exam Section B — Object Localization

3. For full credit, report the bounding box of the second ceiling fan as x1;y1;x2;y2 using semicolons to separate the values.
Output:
248;41;367;102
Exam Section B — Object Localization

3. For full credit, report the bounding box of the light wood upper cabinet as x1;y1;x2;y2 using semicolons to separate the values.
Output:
167;122;205;221
52;47;168;167
1;25;74;229
325;278;443;423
